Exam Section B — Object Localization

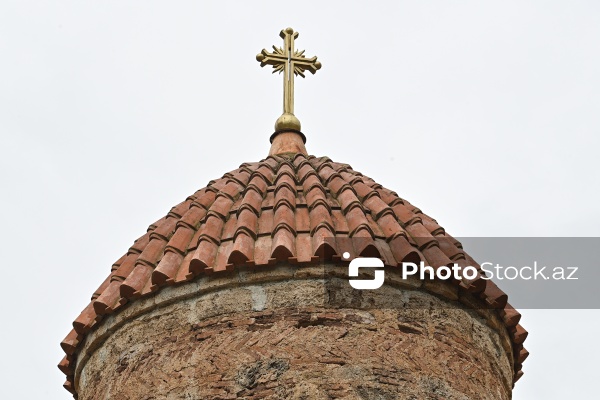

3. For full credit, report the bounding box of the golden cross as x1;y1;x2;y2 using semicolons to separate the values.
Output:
257;27;322;132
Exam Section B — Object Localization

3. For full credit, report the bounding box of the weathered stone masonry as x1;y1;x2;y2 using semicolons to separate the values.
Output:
75;266;514;400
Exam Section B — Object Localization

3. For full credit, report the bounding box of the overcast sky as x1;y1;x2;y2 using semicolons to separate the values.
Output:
1;1;599;399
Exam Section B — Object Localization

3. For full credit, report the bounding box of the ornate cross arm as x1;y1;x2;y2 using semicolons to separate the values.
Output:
257;48;321;77
256;27;322;133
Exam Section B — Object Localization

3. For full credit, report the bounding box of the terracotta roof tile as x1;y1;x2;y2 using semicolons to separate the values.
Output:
207;178;227;192
514;370;524;383
352;233;380;258
241;189;264;214
128;232;151;254
213;239;234;272
209;196;234;220
221;212;238;242
63;380;76;395
187;229;202;252
169;199;193;218
166;225;195;255
199;214;226;243
137;238;167;268
229;231;255;265
421;215;445;236
227;169;252;187
72;302;96;334
255;165;275;183
304;186;328;211
262;190;275;210
391;203;422;227
482;280;509;309
361;187;382;204
91;275;111;301
296;163;315;183
436;235;465;260
58;355;73;376
388;235;421;264
328;176;351;197
152;251;184;286
60;330;80;356
110;254;127;270
501;303;522;328
363;196;393;221
405;223;437;250
178;206;207;230
294;206;310;233
345;207;372;237
337;188;361;214
60;153;527;394
190;189;216;210
331;208;349;234
93;280;121;315
112;253;138;281
517;347;530;364
189;239;219;274
365;213;385;239
236;208;259;238
175;251;195;282
375;213;405;241
374;237;396;266
271;224;296;260
295;233;315;263
513;324;528;344
220;181;243;201
121;263;154;298
273;203;296;234
309;204;333;234
311;227;337;259
253;235;274;265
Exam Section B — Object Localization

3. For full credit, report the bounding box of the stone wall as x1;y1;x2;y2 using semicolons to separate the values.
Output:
75;265;514;400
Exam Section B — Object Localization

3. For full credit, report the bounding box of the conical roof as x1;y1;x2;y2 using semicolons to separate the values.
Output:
59;148;527;395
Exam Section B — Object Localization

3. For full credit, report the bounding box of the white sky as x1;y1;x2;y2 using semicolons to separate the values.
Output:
1;1;599;398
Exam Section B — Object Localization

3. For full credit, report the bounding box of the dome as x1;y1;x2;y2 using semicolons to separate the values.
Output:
59;149;527;395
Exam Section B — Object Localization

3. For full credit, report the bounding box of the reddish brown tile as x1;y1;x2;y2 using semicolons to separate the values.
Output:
93;280;122;315
271;227;295;260
229;232;255;265
513;324;528;344
152;251;184;286
481;281;509;309
179;206;207;230
60;330;80;356
137;238;167;268
166;226;195;255
189;239;219;274
169;199;192;218
151;216;178;241
121;263;153;298
58;356;73;375
72;302;96;334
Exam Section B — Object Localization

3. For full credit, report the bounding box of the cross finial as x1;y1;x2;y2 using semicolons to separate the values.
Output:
256;27;322;136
